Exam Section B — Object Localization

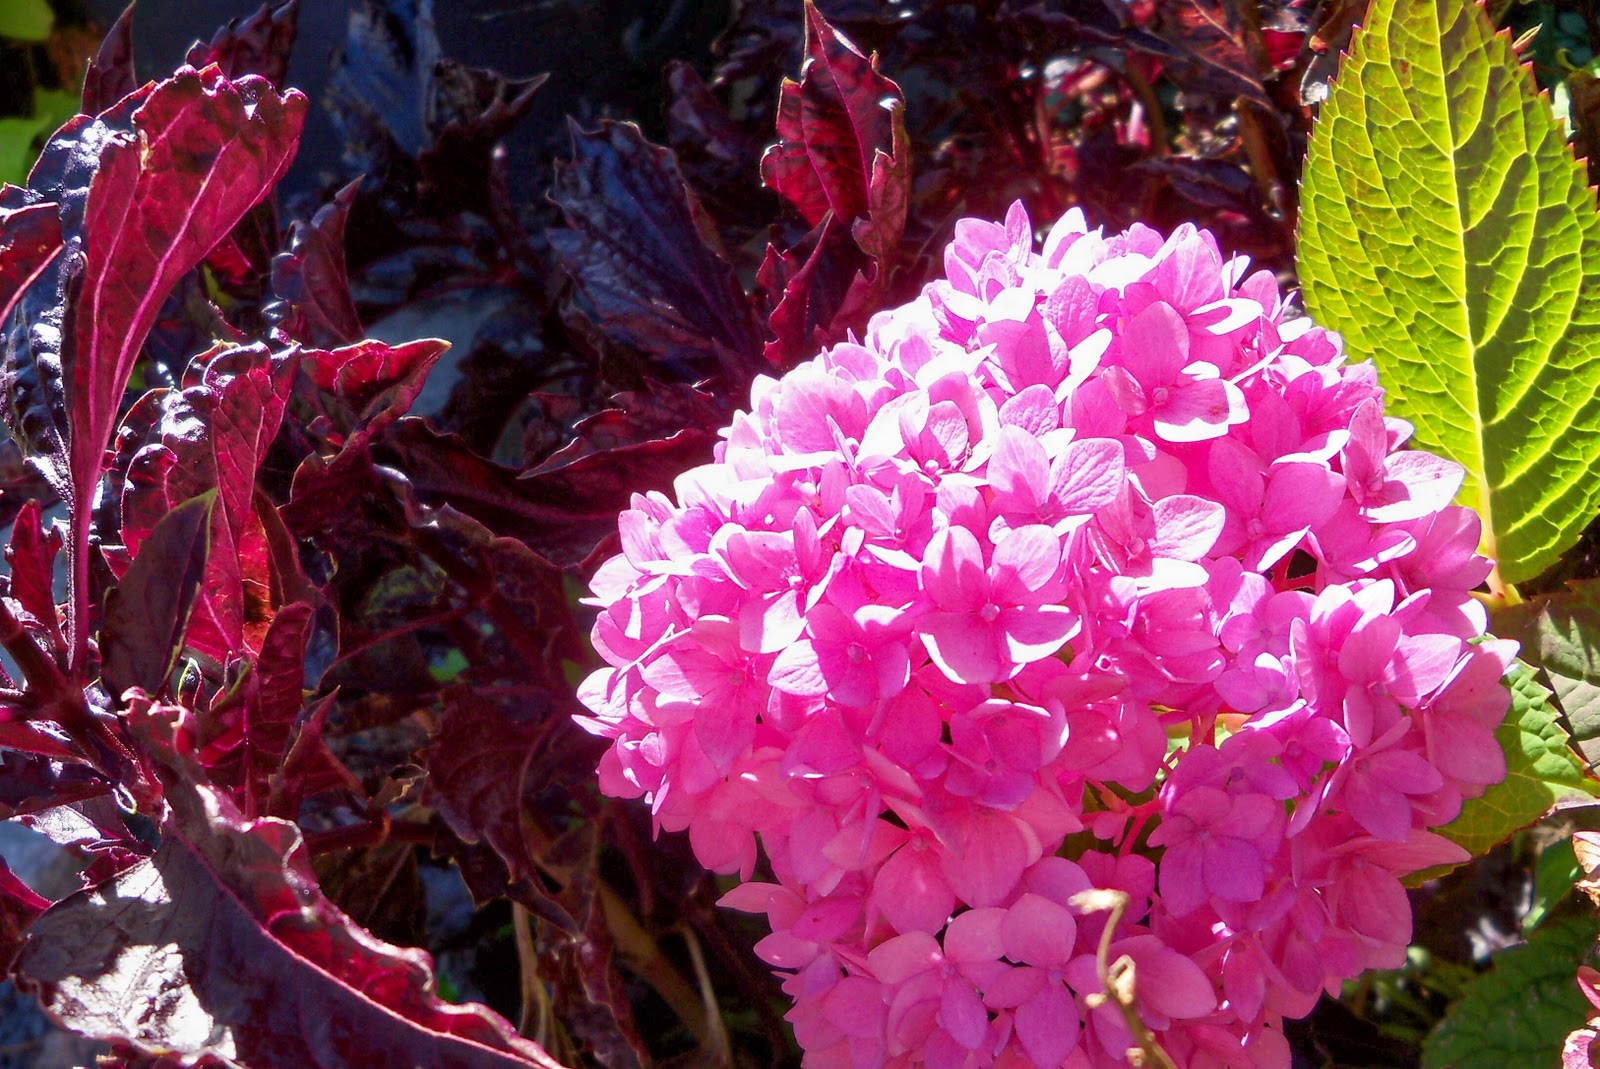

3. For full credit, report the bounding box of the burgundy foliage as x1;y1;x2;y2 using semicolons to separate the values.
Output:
0;0;1353;1066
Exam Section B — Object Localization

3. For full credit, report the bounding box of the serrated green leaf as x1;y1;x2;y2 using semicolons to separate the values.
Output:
1422;913;1600;1069
0;0;52;40
1437;662;1596;858
1298;0;1600;585
1496;578;1600;769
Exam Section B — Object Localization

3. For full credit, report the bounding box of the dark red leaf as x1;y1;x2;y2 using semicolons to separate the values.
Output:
302;336;450;433
549;120;766;387
81;4;137;114
758;213;875;368
268;179;365;347
379;418;710;570
203;602;356;820
185;0;301;88
60;67;306;532
0;199;63;327
19;797;149;889
107;345;292;664
1148;0;1275;110
532;381;723;470
0;721;81;761
424;689;562;894
14;731;566;1069
5;66;306;670
0;856;48;968
419;62;546;213
759;1;910;264
4;499;64;654
264;691;360;819
101;493;215;700
0;751;108;820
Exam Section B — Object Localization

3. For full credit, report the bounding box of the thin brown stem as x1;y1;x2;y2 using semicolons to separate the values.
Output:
1070;889;1179;1069
513;904;550;1041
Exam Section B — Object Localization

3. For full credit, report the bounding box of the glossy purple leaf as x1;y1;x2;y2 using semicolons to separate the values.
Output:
20;797;149;890
14;740;567;1069
550;120;766;386
302;336;450;433
101;493;214;701
186;0;301;88
268;179;364;347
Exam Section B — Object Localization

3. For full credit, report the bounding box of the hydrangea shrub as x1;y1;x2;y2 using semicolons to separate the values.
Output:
578;206;1514;1069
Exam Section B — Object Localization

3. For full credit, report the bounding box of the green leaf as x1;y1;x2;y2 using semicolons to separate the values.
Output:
1495;579;1600;769
1297;0;1600;585
0;89;80;187
1436;662;1597;858
0;0;52;40
1421;913;1600;1069
1525;837;1582;933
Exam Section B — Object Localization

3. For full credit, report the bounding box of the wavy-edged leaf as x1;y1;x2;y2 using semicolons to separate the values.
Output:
1497;579;1600;770
14;732;566;1069
1422;914;1600;1069
1437;662;1597;858
60;66;306;524
186;0;301;88
1298;0;1600;584
107;345;292;663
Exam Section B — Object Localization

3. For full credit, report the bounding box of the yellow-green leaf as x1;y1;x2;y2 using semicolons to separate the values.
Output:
1298;0;1600;585
0;0;53;41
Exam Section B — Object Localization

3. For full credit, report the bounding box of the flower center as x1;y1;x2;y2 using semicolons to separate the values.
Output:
846;643;868;666
1152;386;1171;405
979;603;1001;623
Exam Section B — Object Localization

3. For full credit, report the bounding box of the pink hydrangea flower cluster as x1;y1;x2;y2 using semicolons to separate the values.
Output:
576;205;1513;1069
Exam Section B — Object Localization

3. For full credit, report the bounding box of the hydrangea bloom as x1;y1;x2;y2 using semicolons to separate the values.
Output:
576;205;1511;1069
